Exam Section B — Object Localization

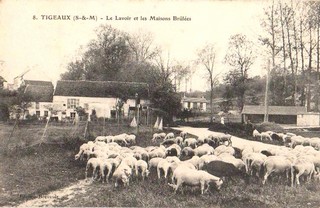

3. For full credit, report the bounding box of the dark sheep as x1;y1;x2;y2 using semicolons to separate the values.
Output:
161;139;176;147
271;133;284;145
202;160;249;184
166;148;178;157
260;150;273;157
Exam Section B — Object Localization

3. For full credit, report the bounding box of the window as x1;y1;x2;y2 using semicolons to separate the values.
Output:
36;102;40;109
67;99;79;109
36;111;40;118
187;102;191;109
70;112;76;118
44;111;48;117
200;102;203;110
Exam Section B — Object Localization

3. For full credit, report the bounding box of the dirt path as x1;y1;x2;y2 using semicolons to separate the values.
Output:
17;180;89;207
172;126;285;151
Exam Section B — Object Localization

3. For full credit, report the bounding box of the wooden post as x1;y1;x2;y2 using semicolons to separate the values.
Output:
84;120;89;139
6;118;19;149
264;60;270;122
136;104;140;134
39;116;50;146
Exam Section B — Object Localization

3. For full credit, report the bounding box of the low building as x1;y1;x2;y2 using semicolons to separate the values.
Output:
53;80;150;120
10;80;54;120
0;76;7;88
241;105;318;125
24;80;54;119
181;96;208;111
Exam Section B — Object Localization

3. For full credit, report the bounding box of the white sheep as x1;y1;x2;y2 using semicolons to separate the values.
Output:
180;131;188;139
85;157;103;181
126;134;136;145
148;157;163;171
169;166;223;194
164;132;175;140
136;159;149;180
193;144;214;157
157;158;174;180
252;129;261;139
184;138;198;148
113;161;132;187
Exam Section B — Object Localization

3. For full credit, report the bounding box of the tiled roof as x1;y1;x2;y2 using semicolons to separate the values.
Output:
0;76;7;82
54;80;149;99
24;85;54;102
24;80;53;86
242;105;307;115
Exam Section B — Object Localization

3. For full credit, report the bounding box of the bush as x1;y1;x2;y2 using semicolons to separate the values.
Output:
255;122;284;133
0;103;9;121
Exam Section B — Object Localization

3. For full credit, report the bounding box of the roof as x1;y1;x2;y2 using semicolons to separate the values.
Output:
242;105;307;116
54;80;149;99
181;97;208;103
24;85;54;102
23;80;53;86
0;76;7;82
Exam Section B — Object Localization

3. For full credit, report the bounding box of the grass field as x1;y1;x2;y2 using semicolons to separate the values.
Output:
0;121;320;207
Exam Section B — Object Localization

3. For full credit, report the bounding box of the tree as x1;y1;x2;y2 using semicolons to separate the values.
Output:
224;34;255;111
61;24;182;124
61;25;131;81
196;43;218;123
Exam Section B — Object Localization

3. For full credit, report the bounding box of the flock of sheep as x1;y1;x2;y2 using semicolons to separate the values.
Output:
74;129;320;195
251;129;320;186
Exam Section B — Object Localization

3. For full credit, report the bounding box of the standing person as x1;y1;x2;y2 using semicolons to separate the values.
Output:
221;116;225;125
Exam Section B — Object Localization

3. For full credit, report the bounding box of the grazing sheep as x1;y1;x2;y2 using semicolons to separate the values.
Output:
260;132;272;141
180;131;188;139
95;136;107;142
193;144;214;157
152;133;162;142
164;132;175;141
148;157;164;172
174;136;184;145
166;144;181;157
262;155;295;185
202;160;249;183
113;161;132;187
214;145;235;157
85;158;103;181
181;147;195;159
169;166;223;194
161;139;177;147
136;159;150;180
291;157;315;187
126;134;136;145
252;129;261;139
157;159;173;180
149;147;166;159
184;138;198;148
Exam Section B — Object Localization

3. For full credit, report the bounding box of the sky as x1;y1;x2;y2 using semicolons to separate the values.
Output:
0;0;271;92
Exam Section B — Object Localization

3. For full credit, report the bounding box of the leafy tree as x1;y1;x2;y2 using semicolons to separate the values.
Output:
61;24;181;124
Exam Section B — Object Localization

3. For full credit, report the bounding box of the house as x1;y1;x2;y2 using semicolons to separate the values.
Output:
22;80;54;119
53;80;150;120
181;96;208;111
242;105;320;126
0;76;7;88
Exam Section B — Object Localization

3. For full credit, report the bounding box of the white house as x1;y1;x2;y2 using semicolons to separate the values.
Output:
53;80;150;120
181;96;208;111
15;80;54;120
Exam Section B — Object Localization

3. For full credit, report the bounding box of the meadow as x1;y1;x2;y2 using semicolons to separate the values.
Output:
0;120;320;207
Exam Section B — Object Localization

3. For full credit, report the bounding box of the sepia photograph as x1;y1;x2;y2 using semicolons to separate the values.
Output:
1;0;320;207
